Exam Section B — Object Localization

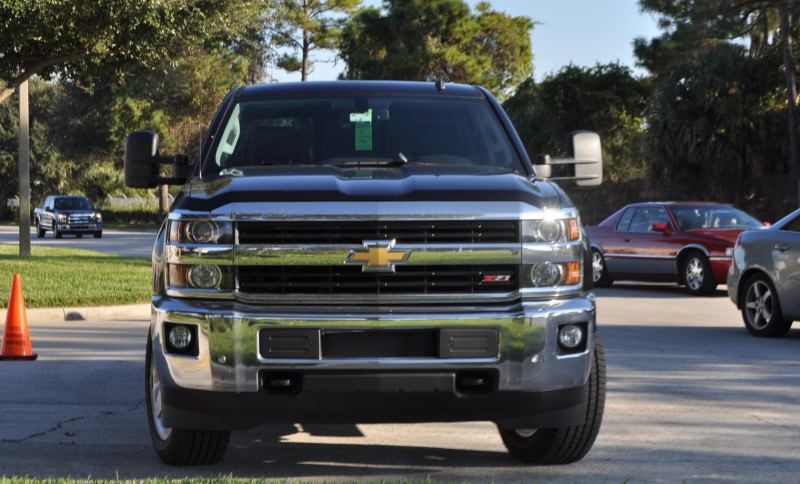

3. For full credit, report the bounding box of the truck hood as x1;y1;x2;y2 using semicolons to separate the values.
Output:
181;167;564;212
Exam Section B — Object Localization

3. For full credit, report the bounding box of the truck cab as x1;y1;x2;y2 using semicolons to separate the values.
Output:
124;81;605;466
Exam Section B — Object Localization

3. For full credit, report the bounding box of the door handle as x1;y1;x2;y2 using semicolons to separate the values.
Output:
774;243;790;252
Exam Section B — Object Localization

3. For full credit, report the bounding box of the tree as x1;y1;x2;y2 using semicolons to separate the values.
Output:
0;0;254;105
636;0;800;210
269;0;361;81
340;0;533;98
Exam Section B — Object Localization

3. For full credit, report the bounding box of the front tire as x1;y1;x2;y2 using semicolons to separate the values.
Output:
53;222;62;239
591;250;613;288
36;220;45;238
499;336;606;465
145;331;230;465
682;252;716;295
94;231;102;239
741;274;791;337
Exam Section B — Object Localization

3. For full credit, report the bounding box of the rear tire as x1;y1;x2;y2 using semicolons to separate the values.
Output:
591;250;613;288
145;331;230;465
499;335;606;465
741;274;792;337
682;252;715;295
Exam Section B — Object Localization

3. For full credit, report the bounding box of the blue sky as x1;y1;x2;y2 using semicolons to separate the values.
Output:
270;0;662;82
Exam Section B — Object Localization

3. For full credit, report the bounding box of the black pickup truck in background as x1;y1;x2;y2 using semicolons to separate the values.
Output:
33;195;103;239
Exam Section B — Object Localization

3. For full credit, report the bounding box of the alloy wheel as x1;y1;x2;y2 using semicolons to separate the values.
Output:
744;280;774;330
685;257;704;291
592;252;604;283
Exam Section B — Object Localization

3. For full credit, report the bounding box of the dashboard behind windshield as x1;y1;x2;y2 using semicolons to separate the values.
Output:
207;95;525;175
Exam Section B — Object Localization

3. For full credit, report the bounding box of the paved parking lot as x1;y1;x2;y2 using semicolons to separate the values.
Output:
0;226;157;257
0;286;798;482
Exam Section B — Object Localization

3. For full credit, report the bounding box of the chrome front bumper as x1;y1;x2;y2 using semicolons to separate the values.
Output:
151;295;596;395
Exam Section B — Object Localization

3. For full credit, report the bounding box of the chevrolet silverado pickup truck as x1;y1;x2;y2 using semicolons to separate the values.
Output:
124;81;605;466
33;195;102;239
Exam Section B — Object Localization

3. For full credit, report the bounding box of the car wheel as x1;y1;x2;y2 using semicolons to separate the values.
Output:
498;335;606;465
741;274;791;337
76;234;83;238
591;250;613;288
145;331;230;465
94;231;102;239
53;222;62;239
36;221;45;238
682;252;715;295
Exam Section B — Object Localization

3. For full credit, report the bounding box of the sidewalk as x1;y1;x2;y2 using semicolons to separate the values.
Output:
0;303;149;323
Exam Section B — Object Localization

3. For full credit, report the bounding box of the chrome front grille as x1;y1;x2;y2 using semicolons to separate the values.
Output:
238;220;519;244
237;265;518;295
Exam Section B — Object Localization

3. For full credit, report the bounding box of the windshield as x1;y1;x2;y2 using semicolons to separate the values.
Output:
208;96;525;174
671;206;762;230
54;197;92;210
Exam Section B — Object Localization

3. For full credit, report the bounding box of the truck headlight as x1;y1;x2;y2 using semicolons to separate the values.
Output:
528;261;581;287
169;219;233;244
187;264;222;289
94;212;102;222
522;218;580;243
56;214;67;222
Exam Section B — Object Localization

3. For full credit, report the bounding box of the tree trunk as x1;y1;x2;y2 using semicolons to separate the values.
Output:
779;1;800;207
301;0;309;81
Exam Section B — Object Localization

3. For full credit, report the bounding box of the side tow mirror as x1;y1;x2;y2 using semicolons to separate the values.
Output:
651;223;672;235
124;130;191;188
533;131;603;187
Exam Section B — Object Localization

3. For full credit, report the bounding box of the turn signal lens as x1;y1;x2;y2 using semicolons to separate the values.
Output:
566;219;580;241
564;261;582;285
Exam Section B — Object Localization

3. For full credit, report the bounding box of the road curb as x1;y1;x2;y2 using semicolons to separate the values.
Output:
1;303;150;323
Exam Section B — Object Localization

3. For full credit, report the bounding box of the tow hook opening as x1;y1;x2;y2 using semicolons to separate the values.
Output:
262;372;303;395
456;370;497;394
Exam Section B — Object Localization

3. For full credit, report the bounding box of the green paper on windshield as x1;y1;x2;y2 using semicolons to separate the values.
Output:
351;109;373;151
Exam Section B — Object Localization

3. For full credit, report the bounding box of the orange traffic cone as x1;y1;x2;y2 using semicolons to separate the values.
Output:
0;274;37;361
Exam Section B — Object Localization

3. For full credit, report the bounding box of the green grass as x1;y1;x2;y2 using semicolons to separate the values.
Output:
0;245;151;308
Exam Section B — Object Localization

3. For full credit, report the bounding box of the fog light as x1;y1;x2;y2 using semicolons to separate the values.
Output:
168;325;193;349
188;265;222;289
529;262;562;287
558;324;584;349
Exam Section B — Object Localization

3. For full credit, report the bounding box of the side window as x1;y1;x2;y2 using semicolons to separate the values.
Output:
616;208;636;232
629;207;669;233
214;104;241;166
783;215;800;233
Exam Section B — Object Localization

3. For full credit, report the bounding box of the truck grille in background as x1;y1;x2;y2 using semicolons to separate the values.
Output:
68;215;92;224
238;265;518;295
237;221;519;244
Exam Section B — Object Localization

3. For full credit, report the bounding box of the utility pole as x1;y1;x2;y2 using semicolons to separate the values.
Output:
18;80;31;257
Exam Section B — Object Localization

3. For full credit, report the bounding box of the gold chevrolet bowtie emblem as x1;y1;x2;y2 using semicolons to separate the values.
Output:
346;240;410;272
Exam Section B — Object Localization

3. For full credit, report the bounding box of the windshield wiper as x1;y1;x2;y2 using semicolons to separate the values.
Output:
324;152;410;168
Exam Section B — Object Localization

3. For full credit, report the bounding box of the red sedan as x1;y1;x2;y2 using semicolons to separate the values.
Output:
586;202;764;295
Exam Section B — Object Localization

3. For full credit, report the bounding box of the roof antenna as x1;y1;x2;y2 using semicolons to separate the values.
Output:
435;77;446;92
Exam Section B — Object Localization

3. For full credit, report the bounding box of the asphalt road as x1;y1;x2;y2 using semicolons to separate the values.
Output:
0;225;157;257
0;286;798;482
